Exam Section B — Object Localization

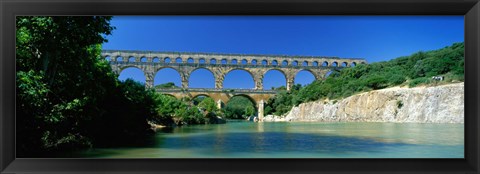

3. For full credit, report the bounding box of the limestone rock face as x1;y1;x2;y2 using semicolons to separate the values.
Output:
263;115;290;122
283;83;464;123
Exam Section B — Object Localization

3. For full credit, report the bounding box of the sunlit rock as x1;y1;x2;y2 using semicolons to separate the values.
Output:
282;83;464;123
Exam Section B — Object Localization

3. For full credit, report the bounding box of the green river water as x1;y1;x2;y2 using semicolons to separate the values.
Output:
77;121;464;158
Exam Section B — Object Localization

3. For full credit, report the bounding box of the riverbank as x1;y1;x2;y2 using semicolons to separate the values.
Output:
264;82;464;123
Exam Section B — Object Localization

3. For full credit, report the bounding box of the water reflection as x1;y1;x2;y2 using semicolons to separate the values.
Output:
257;121;264;132
77;122;464;158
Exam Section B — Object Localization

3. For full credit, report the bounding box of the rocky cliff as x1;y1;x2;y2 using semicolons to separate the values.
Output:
270;83;464;123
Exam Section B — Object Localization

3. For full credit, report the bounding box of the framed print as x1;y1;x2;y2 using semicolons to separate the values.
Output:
1;0;479;173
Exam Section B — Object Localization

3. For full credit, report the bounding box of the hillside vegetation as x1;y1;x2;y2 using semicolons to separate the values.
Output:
265;42;464;116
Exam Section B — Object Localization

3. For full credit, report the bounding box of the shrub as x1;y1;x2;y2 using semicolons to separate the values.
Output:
397;100;404;109
408;77;431;87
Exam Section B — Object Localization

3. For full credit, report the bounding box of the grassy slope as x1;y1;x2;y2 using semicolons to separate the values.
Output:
265;42;464;116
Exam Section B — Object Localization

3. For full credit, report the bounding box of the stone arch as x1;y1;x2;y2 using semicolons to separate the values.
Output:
325;70;337;78
271;60;278;66
298;69;318;77
229;94;258;109
292;60;298;66
192;93;212;99
191;94;214;105
322;61;328;67
313;61;319;66
331;61;338;67
199;58;206;64
224;94;259;118
251;59;258;65
261;60;268;65
231;59;238;64
164;57;171;63
241;59;248;65
351;62;357;67
282;60;288;66
140;57;147;62
188;68;215;88
128;56;136;62
116;56;124;62
118;65;143;72
221;59;228;64
152;57;160;63
175;57;183;63
302;61;308;66
225;68;256;80
210;58;217;64
263;69;287;90
105;55;111;61
154;66;181;75
263;68;287;79
118;66;146;84
223;68;255;89
294;69;318;84
341;62;348;67
154;67;182;87
187;58;194;63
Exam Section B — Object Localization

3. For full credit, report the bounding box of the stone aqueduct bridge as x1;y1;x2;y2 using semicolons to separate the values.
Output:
102;50;367;120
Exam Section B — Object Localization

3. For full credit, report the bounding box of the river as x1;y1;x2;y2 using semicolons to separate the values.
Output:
77;121;464;158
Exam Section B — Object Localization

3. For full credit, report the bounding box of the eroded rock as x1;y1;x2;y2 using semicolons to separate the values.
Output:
280;83;464;123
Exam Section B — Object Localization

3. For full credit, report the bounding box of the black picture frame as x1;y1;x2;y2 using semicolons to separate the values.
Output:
1;0;479;173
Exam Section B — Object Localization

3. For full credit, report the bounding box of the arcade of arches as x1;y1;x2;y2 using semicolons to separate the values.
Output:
103;50;367;121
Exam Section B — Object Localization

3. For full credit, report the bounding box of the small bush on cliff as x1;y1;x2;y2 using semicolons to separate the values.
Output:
397;100;404;109
408;77;431;87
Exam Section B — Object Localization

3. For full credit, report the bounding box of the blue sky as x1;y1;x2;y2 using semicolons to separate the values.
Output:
103;16;464;89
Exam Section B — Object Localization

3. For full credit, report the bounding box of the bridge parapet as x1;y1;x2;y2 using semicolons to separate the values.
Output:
102;49;365;60
109;61;346;70
155;88;278;94
102;50;367;68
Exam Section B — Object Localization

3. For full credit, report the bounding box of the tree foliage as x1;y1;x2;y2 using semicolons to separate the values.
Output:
16;16;122;155
265;42;464;116
17;17;160;155
16;16;230;157
223;96;256;119
155;82;178;89
198;97;219;113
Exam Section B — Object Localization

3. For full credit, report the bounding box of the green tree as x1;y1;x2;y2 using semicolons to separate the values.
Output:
153;94;182;118
223;96;256;119
16;16;166;155
244;105;255;116
16;16;118;155
174;104;205;125
264;42;464;116
155;82;178;89
198;97;218;113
